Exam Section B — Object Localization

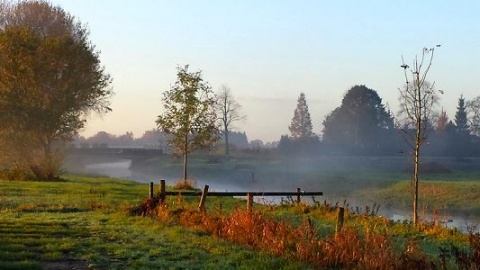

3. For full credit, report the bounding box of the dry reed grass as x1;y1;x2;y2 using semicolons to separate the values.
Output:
131;196;480;269
173;179;197;190
152;205;443;269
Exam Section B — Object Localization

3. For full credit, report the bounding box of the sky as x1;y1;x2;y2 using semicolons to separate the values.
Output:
52;0;480;142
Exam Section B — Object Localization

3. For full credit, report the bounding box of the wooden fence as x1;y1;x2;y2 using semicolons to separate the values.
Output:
148;180;345;233
149;180;323;211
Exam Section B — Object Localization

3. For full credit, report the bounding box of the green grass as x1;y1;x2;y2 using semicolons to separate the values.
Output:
0;175;309;269
360;179;480;213
2;173;476;268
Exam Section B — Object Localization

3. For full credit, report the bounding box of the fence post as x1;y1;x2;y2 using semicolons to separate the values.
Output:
296;188;301;204
149;182;154;198
247;193;253;213
198;185;209;211
159;180;166;196
336;207;345;233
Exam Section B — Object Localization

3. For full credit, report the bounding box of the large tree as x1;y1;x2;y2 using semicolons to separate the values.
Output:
289;93;315;140
450;95;472;156
455;95;469;134
280;92;319;155
156;65;218;184
398;46;440;225
216;85;245;156
0;0;112;180
322;85;394;154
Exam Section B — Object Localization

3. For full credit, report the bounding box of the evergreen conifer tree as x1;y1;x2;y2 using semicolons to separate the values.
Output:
289;93;314;140
455;95;469;133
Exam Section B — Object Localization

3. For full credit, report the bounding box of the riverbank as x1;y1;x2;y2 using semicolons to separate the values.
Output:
64;153;480;232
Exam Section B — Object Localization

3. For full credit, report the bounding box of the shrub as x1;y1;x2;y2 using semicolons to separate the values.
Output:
0;167;35;181
173;179;197;190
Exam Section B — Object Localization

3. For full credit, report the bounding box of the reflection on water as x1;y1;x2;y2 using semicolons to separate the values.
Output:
388;212;479;233
82;160;251;191
85;160;132;179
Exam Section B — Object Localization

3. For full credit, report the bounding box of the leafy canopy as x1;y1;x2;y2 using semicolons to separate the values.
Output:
323;85;393;152
156;65;218;156
0;0;112;180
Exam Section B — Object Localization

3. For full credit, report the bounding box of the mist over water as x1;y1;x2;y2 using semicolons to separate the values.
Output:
65;151;480;232
84;160;132;179
82;160;310;193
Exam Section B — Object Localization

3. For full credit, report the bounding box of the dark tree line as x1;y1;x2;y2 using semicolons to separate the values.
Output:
424;96;476;157
74;130;251;152
278;85;480;158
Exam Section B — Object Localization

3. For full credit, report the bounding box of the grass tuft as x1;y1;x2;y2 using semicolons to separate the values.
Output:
173;178;197;190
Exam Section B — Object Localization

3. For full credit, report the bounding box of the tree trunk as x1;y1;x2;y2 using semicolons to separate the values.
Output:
32;138;55;180
225;127;229;156
183;152;188;184
44;141;53;180
413;85;422;226
413;142;420;225
183;134;188;185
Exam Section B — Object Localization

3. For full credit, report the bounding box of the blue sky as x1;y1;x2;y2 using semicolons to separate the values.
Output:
53;0;480;142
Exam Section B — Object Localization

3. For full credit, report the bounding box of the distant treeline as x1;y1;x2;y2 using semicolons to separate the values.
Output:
278;126;480;157
279;85;480;157
72;130;277;152
75;84;480;158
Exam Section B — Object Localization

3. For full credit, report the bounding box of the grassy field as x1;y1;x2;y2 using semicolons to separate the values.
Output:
0;175;308;269
3;174;480;268
44;152;480;267
360;179;480;214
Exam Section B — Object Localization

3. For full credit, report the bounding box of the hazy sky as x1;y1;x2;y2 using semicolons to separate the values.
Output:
52;0;480;142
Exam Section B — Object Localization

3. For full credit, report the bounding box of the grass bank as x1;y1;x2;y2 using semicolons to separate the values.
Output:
3;174;480;269
360;180;480;215
138;190;478;269
0;175;307;269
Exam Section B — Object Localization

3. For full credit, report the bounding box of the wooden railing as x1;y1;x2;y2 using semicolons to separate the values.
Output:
147;180;348;233
148;180;323;212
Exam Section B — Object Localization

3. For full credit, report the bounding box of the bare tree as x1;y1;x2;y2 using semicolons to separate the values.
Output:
216;85;245;156
0;1;7;26
398;46;441;225
467;96;480;136
435;108;449;134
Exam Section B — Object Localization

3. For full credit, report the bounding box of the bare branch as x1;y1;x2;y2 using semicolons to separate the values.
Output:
397;46;440;225
216;84;246;155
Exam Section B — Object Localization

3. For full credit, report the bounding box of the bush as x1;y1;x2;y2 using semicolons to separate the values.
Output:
0;148;64;181
0;167;35;181
173;179;197;190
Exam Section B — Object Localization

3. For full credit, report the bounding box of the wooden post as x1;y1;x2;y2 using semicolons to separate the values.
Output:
247;193;253;213
336;207;345;233
149;182;154;198
159;180;166;196
296;188;301;204
198;185;209;211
